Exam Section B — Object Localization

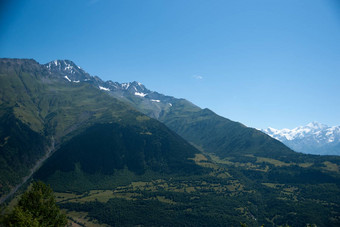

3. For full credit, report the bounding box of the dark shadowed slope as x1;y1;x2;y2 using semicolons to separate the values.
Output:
0;58;202;201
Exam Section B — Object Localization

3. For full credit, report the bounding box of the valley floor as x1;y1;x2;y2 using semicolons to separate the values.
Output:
52;153;340;227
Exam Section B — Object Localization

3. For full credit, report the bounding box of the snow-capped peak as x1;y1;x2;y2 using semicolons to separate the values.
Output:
45;60;81;72
306;122;327;130
44;60;92;83
121;81;145;91
262;122;340;155
262;122;337;142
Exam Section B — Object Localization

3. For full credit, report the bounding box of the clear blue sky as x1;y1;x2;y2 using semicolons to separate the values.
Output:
1;0;340;129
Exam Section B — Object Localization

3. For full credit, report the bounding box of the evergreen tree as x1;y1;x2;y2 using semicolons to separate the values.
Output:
1;181;67;227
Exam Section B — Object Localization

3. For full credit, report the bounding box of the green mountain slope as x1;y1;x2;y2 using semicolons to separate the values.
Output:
71;74;297;160
0;109;46;198
0;58;201;201
34;121;203;193
158;103;296;159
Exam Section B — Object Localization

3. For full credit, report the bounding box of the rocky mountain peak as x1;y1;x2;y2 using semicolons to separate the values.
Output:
44;60;91;82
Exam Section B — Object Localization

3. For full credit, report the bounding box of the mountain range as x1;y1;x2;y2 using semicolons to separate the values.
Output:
262;122;340;155
1;58;340;226
48;60;340;157
46;60;298;160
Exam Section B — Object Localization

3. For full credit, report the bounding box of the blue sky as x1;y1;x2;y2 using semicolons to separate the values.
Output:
1;0;339;129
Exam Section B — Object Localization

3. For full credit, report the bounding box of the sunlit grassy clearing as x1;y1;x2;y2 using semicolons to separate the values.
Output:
65;210;109;227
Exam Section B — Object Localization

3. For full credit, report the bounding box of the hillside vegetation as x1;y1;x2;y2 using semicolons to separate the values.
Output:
1;58;340;226
0;58;201;201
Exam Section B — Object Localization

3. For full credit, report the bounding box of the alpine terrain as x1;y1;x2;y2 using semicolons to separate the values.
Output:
262;122;340;155
1;58;340;227
45;60;298;160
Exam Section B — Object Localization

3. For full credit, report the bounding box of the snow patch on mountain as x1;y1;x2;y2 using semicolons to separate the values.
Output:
99;86;110;91
122;83;130;89
64;76;71;82
135;92;147;97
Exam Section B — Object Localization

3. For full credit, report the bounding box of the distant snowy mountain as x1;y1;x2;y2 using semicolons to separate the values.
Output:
262;122;340;155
